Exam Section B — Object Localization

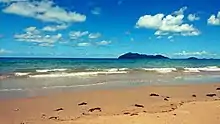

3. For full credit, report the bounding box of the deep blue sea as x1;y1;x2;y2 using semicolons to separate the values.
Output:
1;58;220;99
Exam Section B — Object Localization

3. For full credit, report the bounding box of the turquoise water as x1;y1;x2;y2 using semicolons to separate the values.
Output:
1;58;220;99
1;58;220;74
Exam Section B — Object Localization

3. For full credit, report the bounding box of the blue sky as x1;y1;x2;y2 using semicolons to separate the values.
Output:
0;0;220;58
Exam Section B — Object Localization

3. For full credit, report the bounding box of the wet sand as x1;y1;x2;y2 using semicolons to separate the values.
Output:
0;83;220;124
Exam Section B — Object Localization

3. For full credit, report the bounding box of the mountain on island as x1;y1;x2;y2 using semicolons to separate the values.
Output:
118;52;169;59
187;57;199;60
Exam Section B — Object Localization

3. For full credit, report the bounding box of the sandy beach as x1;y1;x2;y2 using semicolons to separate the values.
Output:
0;83;220;124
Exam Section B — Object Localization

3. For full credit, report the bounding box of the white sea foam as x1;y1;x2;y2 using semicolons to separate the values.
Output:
29;71;127;78
184;66;220;73
36;69;67;73
15;72;30;76
143;68;177;73
184;68;201;73
0;88;23;92
42;82;106;89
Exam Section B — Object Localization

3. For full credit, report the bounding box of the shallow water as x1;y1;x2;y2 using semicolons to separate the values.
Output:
1;58;220;99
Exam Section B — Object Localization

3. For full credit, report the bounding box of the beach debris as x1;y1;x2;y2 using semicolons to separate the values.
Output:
88;107;102;112
192;94;197;97
164;98;169;101
41;114;46;119
123;112;130;115
130;113;138;116
206;93;217;97
171;107;176;110
82;112;89;115
14;108;19;111
54;108;64;111
48;116;59;120
216;88;220;90
150;93;160;96
134;104;144;108
78;102;87;106
173;114;177;116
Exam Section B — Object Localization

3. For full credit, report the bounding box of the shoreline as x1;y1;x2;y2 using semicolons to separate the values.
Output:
0;83;220;124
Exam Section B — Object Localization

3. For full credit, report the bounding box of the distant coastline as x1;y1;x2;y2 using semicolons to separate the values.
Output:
0;52;218;60
118;52;212;60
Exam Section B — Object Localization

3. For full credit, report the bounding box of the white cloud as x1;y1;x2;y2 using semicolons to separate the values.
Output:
136;7;200;36
39;43;54;47
23;26;41;35
168;36;173;39
154;30;169;36
173;6;187;15
42;24;68;32
91;7;101;15
0;48;12;54
188;14;200;21
136;14;164;29
156;36;162;39
174;51;216;56
77;42;91;47
69;31;89;39
181;30;200;36
96;40;111;45
14;26;62;44
2;0;86;24
88;33;101;39
208;11;220;25
0;0;26;3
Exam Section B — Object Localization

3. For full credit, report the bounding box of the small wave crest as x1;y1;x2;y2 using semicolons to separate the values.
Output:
10;66;220;78
42;82;106;89
36;69;68;73
14;72;30;76
29;71;128;78
184;66;220;73
142;68;177;73
0;88;23;92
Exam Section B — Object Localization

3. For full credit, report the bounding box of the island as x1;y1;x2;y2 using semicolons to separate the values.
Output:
118;52;169;59
187;57;199;60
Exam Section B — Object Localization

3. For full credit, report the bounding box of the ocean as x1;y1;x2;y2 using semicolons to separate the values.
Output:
1;57;220;99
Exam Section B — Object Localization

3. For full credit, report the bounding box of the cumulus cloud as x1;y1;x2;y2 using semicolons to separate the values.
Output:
96;40;111;45
188;14;200;21
174;51;216;56
173;6;187;15
0;0;26;3
77;42;91;47
42;24;68;32
0;48;12;54
88;33;101;39
208;11;220;25
69;31;89;39
14;26;62;44
2;0;86;24
91;7;101;15
136;7;200;36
